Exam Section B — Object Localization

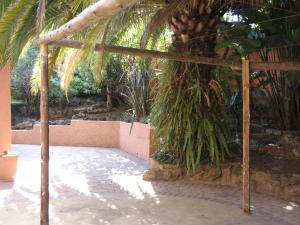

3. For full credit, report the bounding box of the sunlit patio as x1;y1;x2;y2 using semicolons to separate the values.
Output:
0;145;299;225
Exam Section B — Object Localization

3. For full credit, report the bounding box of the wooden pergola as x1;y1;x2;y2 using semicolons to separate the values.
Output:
37;0;300;224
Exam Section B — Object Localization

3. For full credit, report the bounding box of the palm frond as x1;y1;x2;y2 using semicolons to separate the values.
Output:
140;0;191;48
60;48;83;95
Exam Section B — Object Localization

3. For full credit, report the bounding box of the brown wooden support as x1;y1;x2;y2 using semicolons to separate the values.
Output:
51;39;300;71
40;44;49;225
52;39;241;70
242;59;250;214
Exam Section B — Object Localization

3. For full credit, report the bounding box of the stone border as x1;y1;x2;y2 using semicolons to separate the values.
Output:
144;159;300;203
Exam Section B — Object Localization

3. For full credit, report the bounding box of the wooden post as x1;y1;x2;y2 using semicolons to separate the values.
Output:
40;44;49;225
242;59;250;213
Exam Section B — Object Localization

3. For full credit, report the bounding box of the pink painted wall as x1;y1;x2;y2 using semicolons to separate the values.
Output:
12;121;157;160
13;120;120;148
120;122;156;160
0;65;11;153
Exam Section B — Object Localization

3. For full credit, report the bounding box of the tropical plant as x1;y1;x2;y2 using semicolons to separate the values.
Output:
152;61;231;170
217;1;300;130
121;58;154;122
256;10;300;130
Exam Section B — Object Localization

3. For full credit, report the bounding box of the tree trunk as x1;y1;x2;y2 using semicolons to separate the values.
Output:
106;85;113;110
170;0;224;79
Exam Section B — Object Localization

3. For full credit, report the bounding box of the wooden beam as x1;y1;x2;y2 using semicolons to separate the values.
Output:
242;59;250;214
52;39;300;71
37;0;138;44
53;39;242;70
40;44;49;225
250;62;300;71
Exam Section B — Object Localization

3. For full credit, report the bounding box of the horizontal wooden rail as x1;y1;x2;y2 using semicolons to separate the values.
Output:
53;39;242;69
52;39;300;71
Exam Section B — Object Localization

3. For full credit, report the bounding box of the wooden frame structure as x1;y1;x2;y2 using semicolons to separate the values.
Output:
37;0;300;224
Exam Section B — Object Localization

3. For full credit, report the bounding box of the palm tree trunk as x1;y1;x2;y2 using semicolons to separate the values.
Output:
170;0;223;79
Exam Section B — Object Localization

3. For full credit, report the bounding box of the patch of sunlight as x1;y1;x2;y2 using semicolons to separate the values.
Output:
99;218;110;224
110;175;157;200
15;161;40;191
56;168;90;195
94;193;107;202
284;205;293;210
283;202;298;211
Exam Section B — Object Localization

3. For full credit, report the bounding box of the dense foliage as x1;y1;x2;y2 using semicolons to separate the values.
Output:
11;46;103;115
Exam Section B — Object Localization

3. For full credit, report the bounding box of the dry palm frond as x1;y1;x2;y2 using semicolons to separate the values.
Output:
209;79;223;103
140;0;191;48
60;49;84;96
203;91;211;107
94;21;110;83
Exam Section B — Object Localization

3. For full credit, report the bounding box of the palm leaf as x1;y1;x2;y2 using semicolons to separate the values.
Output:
140;0;191;48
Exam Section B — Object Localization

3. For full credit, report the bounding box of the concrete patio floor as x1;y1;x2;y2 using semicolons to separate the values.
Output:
0;145;299;225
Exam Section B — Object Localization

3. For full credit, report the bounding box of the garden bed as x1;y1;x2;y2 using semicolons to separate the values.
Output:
144;151;300;203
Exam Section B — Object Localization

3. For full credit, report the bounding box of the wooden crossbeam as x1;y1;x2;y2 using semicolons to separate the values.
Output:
37;0;138;44
52;39;241;70
52;39;300;71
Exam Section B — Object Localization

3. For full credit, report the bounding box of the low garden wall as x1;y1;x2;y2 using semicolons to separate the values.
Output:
144;159;300;203
12;120;156;160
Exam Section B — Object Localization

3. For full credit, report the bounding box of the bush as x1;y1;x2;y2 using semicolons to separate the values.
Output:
152;149;178;165
11;46;39;116
69;63;102;97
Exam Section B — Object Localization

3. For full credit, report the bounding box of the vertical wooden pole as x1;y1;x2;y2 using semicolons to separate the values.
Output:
242;59;250;213
40;44;49;225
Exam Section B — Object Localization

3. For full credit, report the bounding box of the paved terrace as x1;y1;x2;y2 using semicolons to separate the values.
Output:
0;145;299;225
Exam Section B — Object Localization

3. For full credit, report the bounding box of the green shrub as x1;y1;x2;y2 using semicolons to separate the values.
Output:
70;63;102;97
152;149;178;165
